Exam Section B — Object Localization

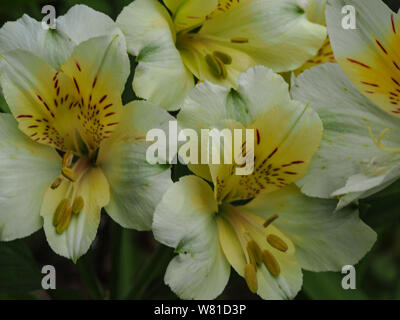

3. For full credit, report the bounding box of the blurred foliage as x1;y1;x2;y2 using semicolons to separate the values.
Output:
0;0;400;301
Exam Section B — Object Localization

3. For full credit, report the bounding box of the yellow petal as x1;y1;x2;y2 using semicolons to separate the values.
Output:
0;50;79;151
212;103;322;203
172;0;218;32
60;35;129;151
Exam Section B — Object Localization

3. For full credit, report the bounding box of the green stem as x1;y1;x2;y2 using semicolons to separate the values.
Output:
110;223;141;299
76;253;105;300
125;245;174;299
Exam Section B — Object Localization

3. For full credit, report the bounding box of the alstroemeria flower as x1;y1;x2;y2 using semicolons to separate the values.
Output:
292;0;400;208
116;0;327;110
0;6;173;261
295;0;335;75
152;66;376;300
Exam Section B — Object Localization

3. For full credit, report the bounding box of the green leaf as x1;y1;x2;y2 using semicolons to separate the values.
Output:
0;240;41;293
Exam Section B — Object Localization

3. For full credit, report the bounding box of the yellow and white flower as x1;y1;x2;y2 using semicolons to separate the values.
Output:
0;6;173;261
292;0;400;208
116;0;327;110
152;66;376;299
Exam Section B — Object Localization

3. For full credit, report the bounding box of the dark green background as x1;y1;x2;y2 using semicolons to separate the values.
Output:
0;0;399;300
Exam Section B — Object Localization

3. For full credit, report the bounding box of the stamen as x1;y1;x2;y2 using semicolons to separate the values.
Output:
368;126;400;153
52;198;69;226
214;56;227;79
244;263;258;293
62;150;74;167
56;205;73;235
247;240;263;265
50;177;62;190
61;167;77;182
205;54;223;78
213;51;232;65
72;196;84;215
267;234;288;252
263;249;281;276
231;37;249;43
263;214;279;228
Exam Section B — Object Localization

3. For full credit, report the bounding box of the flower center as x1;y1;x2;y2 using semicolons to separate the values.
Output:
50;151;92;234
223;205;289;294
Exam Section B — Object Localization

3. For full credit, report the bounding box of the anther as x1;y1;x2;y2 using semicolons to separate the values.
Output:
205;54;223;78
267;234;288;252
231;37;249;43
263;214;278;228
72;196;84;215
56;205;73;234
61;167;76;182
53;198;69;226
247;240;263;265
244;263;258;294
214;56;228;79
62;150;74;167
50;177;62;190
213;51;232;65
263;249;281;276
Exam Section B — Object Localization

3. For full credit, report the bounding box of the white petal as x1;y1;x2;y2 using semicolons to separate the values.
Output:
0;114;60;241
117;0;194;110
292;63;400;199
244;185;377;271
153;176;230;299
99;101;175;230
41;167;109;261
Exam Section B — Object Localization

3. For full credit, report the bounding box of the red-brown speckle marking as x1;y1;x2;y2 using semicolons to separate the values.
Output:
99;95;107;104
392;14;396;34
361;81;379;87
73;77;80;94
376;39;388;55
347;58;371;69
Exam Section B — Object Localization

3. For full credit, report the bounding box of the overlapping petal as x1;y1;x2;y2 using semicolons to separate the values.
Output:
117;0;194;110
326;0;400;118
244;185;376;271
0;114;61;241
292;63;400;201
153;176;230;299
